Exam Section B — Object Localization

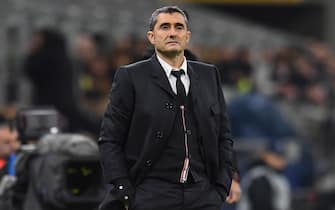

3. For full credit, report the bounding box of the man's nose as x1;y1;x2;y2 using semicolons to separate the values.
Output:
168;28;178;37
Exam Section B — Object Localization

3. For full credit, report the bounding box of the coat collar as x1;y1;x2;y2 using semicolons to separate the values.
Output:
187;62;199;105
149;54;200;101
150;54;175;98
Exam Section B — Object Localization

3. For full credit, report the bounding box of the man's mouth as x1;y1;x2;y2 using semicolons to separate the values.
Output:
167;41;179;44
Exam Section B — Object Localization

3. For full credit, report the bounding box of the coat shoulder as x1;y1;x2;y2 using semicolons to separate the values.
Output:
116;59;152;81
121;58;151;71
188;60;218;75
188;60;216;70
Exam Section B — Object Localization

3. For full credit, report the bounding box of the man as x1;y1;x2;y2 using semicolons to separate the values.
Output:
0;120;19;179
98;6;234;210
143;40;241;210
0;118;20;210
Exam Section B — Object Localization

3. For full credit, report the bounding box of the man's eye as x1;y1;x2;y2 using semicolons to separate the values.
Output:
176;26;184;30
161;25;169;30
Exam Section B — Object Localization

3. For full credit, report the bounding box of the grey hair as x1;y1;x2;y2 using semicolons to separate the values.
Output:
149;6;189;31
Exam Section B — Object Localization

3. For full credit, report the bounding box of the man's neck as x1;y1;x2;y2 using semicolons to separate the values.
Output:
156;50;185;69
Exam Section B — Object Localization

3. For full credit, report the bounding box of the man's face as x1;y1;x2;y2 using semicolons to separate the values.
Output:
0;127;19;158
147;12;191;57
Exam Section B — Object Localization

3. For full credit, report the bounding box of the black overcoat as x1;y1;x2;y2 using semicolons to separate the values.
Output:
98;54;234;205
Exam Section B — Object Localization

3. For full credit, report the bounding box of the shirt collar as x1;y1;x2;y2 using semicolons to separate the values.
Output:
156;54;188;78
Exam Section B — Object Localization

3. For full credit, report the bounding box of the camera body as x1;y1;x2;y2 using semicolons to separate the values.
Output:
15;107;61;143
12;108;104;210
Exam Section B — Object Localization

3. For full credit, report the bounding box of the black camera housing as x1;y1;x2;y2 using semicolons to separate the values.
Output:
16;107;61;143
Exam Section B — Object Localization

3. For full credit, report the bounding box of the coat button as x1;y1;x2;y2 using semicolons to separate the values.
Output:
165;102;174;110
156;131;163;139
186;130;192;135
145;160;152;167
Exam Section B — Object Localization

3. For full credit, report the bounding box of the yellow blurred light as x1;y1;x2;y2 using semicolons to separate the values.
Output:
71;188;80;194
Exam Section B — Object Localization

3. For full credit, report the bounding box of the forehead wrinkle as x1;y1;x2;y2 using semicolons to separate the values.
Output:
158;21;186;28
155;13;187;26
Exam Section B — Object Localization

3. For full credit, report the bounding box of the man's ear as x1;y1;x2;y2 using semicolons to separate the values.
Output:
147;31;154;45
186;31;191;43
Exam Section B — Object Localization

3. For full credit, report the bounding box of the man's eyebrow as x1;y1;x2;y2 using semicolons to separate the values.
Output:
159;22;170;27
158;22;186;27
175;23;185;27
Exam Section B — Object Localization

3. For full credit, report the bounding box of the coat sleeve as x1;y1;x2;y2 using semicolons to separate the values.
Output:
214;66;235;195
98;67;134;184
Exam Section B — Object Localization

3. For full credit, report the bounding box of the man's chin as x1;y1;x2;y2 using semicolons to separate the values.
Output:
158;49;182;58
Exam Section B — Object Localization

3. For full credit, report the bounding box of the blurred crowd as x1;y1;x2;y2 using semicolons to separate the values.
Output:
1;27;335;210
271;42;335;106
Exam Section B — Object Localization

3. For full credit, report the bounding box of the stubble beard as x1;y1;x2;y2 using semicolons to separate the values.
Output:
157;48;182;59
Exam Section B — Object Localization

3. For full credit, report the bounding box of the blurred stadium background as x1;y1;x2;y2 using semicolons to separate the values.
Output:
1;0;335;209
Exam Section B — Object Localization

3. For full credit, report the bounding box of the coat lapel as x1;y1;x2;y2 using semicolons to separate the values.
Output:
188;62;207;139
150;55;175;98
187;62;200;106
